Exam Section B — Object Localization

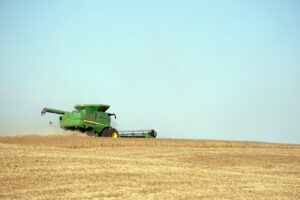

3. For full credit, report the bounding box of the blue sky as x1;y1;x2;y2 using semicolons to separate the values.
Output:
0;0;299;143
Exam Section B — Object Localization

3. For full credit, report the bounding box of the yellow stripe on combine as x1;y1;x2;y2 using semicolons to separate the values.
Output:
83;120;105;125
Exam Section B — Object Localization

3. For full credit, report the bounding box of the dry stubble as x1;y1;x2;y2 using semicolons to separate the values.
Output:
0;135;299;200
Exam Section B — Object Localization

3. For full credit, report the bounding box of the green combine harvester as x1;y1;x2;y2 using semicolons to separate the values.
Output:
41;104;157;138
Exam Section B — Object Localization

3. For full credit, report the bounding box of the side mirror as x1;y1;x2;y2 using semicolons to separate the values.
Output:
108;113;117;119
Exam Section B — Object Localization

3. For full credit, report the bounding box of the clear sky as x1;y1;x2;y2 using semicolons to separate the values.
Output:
0;0;299;143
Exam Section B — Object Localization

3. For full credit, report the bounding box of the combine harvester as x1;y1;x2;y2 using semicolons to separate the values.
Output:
41;104;157;138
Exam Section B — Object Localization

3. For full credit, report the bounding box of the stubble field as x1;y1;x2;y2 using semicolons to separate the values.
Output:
0;134;299;199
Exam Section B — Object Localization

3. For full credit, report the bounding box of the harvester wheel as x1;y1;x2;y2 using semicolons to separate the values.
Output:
101;128;118;138
86;129;96;137
101;128;109;137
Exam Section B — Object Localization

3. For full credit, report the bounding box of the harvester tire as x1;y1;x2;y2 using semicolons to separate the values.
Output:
86;129;96;137
102;128;118;138
101;128;109;137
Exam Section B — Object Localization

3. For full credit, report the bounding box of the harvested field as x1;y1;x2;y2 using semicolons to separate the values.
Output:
0;135;299;199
